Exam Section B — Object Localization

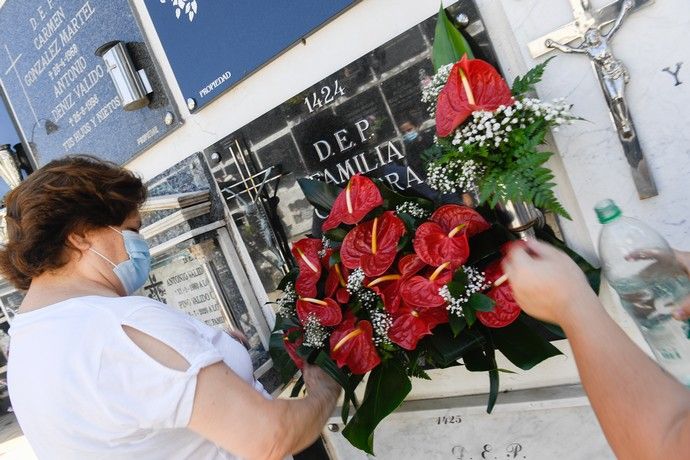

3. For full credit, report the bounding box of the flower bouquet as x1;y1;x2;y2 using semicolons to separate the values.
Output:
421;6;578;223
269;175;598;454
268;9;598;455
423;55;575;218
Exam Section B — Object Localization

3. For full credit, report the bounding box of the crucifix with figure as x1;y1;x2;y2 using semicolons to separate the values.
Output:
528;0;658;199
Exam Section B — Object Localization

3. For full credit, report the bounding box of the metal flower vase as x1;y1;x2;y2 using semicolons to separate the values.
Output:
495;200;544;240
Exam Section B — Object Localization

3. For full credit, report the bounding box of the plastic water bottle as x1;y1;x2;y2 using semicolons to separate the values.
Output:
595;199;690;386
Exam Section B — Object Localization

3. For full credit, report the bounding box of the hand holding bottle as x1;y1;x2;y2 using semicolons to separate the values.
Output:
670;251;690;321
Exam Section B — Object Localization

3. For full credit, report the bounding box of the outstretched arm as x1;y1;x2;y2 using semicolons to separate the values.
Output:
503;240;690;460
605;0;634;39
545;38;586;54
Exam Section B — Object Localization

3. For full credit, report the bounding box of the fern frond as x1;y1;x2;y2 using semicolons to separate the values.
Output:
511;57;555;96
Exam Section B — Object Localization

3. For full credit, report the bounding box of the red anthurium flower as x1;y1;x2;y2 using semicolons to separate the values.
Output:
367;273;403;314
436;55;514;137
400;263;453;308
431;205;490;238
414;223;470;268
366;255;427;314
388;306;449;350
340;211;406;277
292;238;323;298
325;262;350;305
296;297;342;326
330;316;381;375
322;174;384;231
283;328;304;369
413;205;489;268
476;261;521;328
398;253;427;278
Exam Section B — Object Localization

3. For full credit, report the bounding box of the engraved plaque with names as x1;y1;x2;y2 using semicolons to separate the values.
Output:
144;242;232;330
0;0;179;166
324;387;614;459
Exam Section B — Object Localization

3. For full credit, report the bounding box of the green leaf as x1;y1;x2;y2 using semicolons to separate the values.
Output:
313;351;350;391
290;376;305;398
539;321;567;339
487;353;499;413
462;346;493;372
462;303;477;327
409;367;431;380
511;57;555;96
447;280;464;298
496;368;518;374
406;349;432;380
449;313;467;337
277;269;298;291
313;351;363;421
272;313;300;332
342;361;412;455
268;332;299;384
329;251;342;267
341;394;351;425
466;292;495;312
396;212;417;233
325;227;348;242
341;373;365;424
467;224;514;266
372;178;433;211
432;5;474;71
489;318;562;370
297;177;342;213
427;325;485;367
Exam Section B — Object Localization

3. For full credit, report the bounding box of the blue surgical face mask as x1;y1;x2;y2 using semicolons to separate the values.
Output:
403;131;418;143
89;226;151;295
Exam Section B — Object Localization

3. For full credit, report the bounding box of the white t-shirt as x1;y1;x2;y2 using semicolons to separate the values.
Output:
8;295;268;459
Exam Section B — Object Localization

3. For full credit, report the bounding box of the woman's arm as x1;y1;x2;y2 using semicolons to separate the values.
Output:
503;241;690;459
188;362;340;460
123;325;340;460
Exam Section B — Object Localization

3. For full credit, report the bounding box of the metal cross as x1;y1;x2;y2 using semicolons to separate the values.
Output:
528;0;654;58
528;0;657;199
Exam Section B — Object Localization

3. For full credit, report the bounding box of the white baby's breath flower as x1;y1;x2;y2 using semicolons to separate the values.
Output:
371;310;393;346
303;313;329;348
396;202;431;219
421;63;454;114
438;266;489;316
347;268;365;294
277;282;297;318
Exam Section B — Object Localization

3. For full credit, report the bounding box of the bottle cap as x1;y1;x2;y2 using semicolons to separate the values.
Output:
595;199;622;224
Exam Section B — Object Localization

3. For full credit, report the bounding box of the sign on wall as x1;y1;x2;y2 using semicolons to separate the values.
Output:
144;0;356;111
0;0;179;166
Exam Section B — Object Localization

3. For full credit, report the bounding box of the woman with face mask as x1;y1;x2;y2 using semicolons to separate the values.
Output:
1;156;340;460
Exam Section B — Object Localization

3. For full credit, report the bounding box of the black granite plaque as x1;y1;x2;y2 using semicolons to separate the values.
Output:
0;0;179;166
203;1;498;296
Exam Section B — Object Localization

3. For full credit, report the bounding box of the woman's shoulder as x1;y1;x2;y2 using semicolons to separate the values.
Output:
35;295;200;333
119;296;201;327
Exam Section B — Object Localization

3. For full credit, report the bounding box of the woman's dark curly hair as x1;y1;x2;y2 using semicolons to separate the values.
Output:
0;155;147;290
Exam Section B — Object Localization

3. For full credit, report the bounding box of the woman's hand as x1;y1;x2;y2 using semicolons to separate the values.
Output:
502;239;598;326
302;363;341;400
